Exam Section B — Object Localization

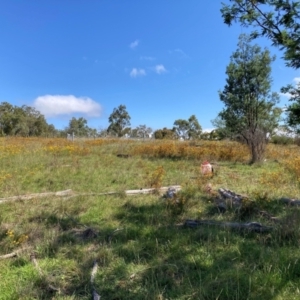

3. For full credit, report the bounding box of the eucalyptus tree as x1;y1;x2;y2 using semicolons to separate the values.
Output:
134;125;152;138
221;1;300;131
66;117;89;136
217;34;281;163
0;102;48;136
281;81;300;133
221;0;300;69
173;115;202;140
107;105;131;137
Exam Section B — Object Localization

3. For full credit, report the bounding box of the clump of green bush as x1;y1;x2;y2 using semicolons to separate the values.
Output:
271;135;294;145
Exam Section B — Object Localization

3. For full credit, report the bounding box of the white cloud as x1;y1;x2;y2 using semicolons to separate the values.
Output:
280;77;300;98
154;64;167;74
140;56;155;61
280;92;292;98
130;68;146;78
129;39;139;49
203;128;215;133
169;48;189;58
33;95;102;117
294;77;300;84
175;48;188;57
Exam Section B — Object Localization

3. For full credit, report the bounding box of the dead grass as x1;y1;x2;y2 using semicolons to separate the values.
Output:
0;138;300;299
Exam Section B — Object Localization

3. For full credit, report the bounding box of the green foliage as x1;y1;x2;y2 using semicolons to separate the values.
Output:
131;124;153;138
65;117;96;137
217;34;281;163
0;102;51;137
173;115;202;140
107;105;131;137
154;127;176;139
211;115;236;140
173;119;189;139
281;82;300;133
221;0;300;69
1;138;300;299
187;115;202;139
271;135;294;145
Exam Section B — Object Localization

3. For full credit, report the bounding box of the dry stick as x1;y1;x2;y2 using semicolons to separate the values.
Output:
64;212;98;238
30;253;43;275
0;186;182;204
107;228;124;243
125;185;181;195
91;260;101;300
30;253;60;293
258;210;280;223
0;247;30;260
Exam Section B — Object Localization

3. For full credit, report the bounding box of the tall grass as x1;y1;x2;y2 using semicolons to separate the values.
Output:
0;138;300;299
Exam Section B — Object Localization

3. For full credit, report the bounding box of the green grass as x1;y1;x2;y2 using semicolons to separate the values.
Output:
0;138;300;299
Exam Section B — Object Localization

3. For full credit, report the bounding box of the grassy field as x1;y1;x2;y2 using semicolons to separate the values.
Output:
1;137;300;300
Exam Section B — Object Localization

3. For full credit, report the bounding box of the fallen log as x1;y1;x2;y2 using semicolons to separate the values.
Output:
0;186;182;204
213;188;282;224
0;189;74;204
183;219;272;233
66;186;182;198
76;185;181;196
280;197;300;206
218;188;248;208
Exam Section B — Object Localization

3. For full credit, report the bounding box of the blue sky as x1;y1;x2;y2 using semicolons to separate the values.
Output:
0;1;299;132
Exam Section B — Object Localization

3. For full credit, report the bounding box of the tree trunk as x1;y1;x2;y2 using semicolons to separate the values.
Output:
243;128;267;164
248;139;266;164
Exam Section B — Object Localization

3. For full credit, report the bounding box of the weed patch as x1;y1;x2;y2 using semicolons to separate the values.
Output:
0;138;300;299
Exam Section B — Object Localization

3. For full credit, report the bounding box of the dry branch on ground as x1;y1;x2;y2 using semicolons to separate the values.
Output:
30;253;60;292
0;186;182;203
0;247;31;260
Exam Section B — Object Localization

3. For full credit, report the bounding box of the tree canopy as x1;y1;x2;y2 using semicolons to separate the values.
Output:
0;102;51;136
173;115;202;140
65;117;96;137
154;128;176;139
131;125;153;138
217;34;281;163
221;0;300;69
281;81;300;133
107;105;131;137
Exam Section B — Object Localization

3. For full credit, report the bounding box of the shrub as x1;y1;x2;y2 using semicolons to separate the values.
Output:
271;135;294;145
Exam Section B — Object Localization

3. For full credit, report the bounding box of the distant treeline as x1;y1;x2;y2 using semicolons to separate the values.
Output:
0;102;98;137
0;102;57;137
